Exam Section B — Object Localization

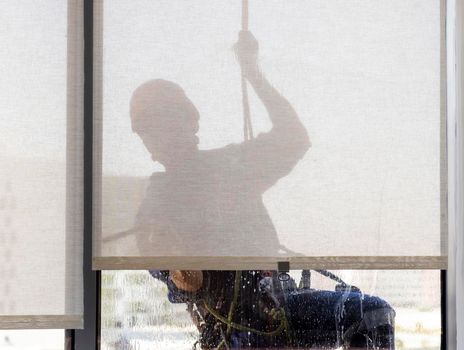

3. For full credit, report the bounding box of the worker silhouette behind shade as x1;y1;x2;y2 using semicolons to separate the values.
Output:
130;31;310;257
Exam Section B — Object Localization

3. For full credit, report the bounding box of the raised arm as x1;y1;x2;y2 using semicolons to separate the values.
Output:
235;30;310;147
234;31;311;190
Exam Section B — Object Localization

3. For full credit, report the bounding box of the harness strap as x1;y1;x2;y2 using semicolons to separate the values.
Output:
226;271;241;337
200;299;287;337
200;271;294;349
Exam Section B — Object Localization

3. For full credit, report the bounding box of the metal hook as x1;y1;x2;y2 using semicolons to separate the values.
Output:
277;261;290;282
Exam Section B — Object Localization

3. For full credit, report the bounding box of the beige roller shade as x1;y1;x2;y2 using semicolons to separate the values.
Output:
93;0;447;270
0;0;83;328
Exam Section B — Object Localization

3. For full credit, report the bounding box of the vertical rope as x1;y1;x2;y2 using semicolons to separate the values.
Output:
242;0;249;31
241;77;253;141
241;0;253;141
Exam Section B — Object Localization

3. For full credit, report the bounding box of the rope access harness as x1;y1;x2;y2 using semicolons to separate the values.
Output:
198;269;355;350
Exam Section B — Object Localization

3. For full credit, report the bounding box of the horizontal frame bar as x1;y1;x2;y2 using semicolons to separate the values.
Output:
94;256;447;270
0;315;82;330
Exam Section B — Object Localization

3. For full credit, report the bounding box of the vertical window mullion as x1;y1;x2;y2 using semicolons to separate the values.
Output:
74;0;99;349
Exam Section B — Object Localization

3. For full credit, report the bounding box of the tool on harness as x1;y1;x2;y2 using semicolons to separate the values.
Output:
193;270;359;349
299;269;311;289
277;261;291;282
196;271;293;350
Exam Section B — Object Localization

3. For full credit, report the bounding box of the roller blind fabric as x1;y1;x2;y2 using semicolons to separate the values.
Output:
93;0;447;270
0;1;83;328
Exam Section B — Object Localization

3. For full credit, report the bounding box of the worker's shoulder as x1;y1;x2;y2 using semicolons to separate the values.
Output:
145;171;166;192
200;136;266;158
148;171;165;182
199;142;243;161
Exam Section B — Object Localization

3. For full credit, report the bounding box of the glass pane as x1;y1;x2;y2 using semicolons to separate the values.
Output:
101;270;441;349
0;330;64;350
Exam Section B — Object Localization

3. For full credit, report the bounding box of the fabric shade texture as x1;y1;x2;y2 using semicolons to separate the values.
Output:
0;1;83;328
93;0;447;270
0;0;453;333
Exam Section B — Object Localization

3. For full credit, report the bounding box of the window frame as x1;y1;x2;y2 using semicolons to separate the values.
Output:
71;0;464;348
446;0;464;349
71;0;99;349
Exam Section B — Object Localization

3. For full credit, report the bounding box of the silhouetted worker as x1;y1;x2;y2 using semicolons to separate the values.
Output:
131;31;395;349
150;269;395;349
130;31;310;256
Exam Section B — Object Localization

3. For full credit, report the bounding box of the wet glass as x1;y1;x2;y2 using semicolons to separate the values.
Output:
101;270;441;350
